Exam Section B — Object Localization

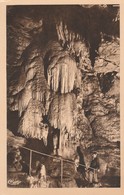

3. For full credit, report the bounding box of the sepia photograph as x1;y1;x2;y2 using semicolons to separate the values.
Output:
6;3;120;189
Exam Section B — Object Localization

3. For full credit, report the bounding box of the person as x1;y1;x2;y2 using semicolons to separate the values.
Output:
88;152;100;187
26;161;41;188
35;161;42;177
74;146;87;187
14;148;22;162
14;161;22;172
21;160;29;175
35;160;47;187
13;148;23;172
39;164;46;181
74;155;80;171
76;146;86;179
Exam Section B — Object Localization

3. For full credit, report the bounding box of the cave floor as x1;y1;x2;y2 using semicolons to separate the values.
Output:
7;173;120;188
7;145;120;188
7;166;120;188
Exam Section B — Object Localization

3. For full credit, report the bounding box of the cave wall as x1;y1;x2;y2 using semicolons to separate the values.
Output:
7;5;120;160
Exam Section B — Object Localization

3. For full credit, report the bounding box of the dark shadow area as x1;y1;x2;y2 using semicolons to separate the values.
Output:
7;5;119;67
97;71;117;94
7;110;19;135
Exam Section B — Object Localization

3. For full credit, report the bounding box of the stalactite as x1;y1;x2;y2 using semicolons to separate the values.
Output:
18;99;49;142
26;67;36;82
18;81;32;116
48;93;77;133
24;60;37;72
8;32;90;154
56;21;65;45
47;56;77;93
8;51;52;140
56;21;82;49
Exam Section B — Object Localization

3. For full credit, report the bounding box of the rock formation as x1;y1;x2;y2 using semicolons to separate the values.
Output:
7;5;120;186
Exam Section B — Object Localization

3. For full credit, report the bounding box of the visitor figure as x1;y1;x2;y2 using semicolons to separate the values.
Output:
88;152;100;187
35;160;47;187
13;148;23;172
14;161;22;172
35;161;42;176
21;160;29;175
74;155;80;171
74;146;87;187
76;146;86;178
14;148;22;162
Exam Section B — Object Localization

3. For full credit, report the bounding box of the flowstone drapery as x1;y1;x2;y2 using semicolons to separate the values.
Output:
7;5;120;187
8;30;92;157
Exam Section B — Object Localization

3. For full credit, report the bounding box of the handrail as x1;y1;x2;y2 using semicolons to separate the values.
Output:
20;145;92;169
19;145;119;171
21;146;61;160
9;144;120;188
20;145;89;168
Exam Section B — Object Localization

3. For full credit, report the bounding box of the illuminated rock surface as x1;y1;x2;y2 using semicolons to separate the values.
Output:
7;5;120;187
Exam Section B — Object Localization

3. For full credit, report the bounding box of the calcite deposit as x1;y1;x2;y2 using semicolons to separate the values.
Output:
7;5;120;187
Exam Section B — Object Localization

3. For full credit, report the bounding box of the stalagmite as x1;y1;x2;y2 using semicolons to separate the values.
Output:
53;134;59;155
42;125;49;146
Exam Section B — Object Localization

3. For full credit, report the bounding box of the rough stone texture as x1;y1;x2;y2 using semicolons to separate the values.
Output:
7;5;120;186
93;38;120;142
7;129;26;153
